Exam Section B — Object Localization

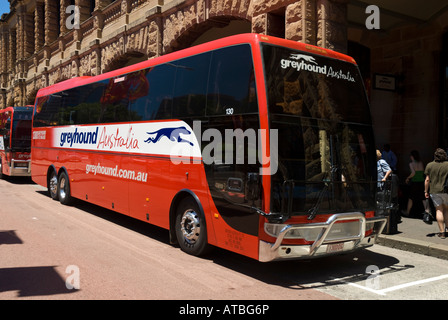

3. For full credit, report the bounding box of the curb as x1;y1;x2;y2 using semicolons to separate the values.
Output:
377;234;448;261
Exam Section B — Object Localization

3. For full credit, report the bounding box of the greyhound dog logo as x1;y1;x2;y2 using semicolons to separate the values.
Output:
290;53;318;64
144;126;194;146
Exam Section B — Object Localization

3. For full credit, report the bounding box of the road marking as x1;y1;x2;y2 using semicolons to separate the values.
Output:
333;274;448;296
379;274;448;294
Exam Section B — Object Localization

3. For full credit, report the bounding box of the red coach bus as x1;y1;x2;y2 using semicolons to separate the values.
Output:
0;106;33;178
31;34;386;262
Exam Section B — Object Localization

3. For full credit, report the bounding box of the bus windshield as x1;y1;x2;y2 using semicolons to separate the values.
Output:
11;108;32;151
262;44;377;217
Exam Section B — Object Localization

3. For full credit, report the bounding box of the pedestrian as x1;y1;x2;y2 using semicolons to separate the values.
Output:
377;149;392;188
382;144;398;173
404;150;427;216
424;148;448;239
377;150;393;218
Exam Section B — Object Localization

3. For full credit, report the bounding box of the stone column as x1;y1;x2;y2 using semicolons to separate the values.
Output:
13;80;26;106
60;0;70;35
146;6;163;58
285;0;316;44
24;11;35;58
0;23;7;75
35;1;45;52
0;89;6;109
251;13;268;35
8;29;16;73
0;25;8;93
45;0;59;44
316;0;348;53
16;4;25;61
76;0;92;23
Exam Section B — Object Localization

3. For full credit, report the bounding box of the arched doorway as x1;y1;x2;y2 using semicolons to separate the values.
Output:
103;51;147;73
166;17;251;53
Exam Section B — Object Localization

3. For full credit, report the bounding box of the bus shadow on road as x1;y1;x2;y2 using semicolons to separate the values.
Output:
33;191;171;245
207;246;412;291
0;266;77;298
0;230;23;245
0;230;77;298
0;176;34;185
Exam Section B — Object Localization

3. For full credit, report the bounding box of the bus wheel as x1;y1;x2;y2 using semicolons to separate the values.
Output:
57;171;73;205
175;197;211;256
48;170;58;200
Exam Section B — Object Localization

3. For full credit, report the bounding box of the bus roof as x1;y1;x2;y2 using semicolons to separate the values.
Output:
35;33;358;98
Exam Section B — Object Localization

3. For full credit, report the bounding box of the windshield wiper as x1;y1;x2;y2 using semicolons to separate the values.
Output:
307;180;329;221
307;164;338;220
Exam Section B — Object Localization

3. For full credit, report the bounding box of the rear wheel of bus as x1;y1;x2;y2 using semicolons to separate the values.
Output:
48;170;58;200
57;171;73;205
175;197;211;256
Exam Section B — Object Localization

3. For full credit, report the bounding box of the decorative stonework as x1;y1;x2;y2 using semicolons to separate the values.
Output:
79;50;99;76
0;0;349;109
101;36;125;73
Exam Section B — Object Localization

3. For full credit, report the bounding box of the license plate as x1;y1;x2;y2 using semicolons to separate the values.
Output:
326;242;344;253
14;163;28;167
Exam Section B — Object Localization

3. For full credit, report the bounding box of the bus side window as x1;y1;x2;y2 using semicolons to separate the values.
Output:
129;64;175;121
172;52;212;118
207;45;258;116
99;78;129;124
33;94;64;127
58;89;77;125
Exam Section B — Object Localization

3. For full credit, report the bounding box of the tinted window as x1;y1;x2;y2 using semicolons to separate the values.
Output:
98;77;129;123
33;44;259;127
35;78;130;126
262;44;371;124
202;114;262;234
172;52;212;118
58;82;105;125
129;64;176;121
270;115;377;215
207;45;258;116
33;94;63;127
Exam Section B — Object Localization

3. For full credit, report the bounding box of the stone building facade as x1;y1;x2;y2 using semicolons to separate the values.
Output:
1;0;448;173
0;0;348;109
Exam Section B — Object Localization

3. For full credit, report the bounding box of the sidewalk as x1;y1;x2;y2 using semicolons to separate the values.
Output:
377;214;448;260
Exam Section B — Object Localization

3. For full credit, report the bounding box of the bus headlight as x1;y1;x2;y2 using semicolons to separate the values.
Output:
264;223;305;239
264;220;362;241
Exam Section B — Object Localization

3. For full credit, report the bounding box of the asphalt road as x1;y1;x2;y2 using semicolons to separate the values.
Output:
1;176;448;303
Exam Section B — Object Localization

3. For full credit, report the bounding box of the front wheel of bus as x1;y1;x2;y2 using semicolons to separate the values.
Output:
58;171;73;205
175;198;211;256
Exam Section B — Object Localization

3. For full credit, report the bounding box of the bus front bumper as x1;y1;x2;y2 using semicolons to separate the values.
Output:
10;160;31;176
258;212;387;262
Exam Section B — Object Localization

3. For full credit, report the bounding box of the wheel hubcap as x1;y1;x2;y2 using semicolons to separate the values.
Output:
59;176;66;199
180;210;201;244
50;175;57;196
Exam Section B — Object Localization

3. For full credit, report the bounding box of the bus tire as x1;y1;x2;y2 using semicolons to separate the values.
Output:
175;197;211;256
57;171;73;205
48;170;58;200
